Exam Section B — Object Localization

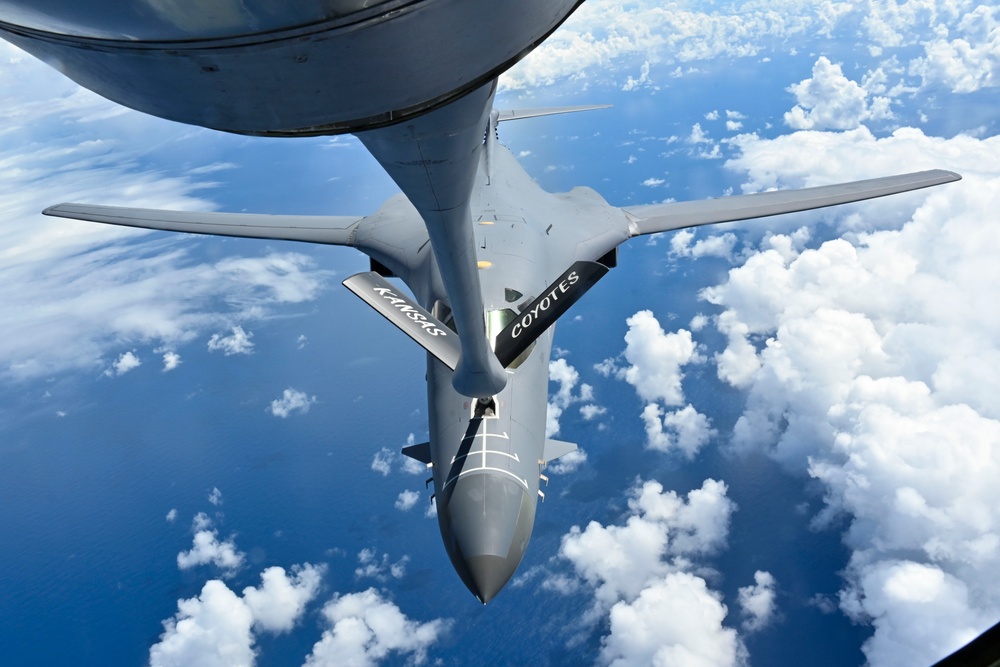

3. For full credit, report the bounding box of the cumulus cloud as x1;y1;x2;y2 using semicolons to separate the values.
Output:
303;588;449;667
149;580;255;667
106;350;141;376
162;351;181;371
176;513;245;575
641;403;717;459
600;573;746;667
556;479;743;664
910;5;1000;94
370;436;427;477
354;548;408;581
370;448;394;476
149;564;323;667
738;570;778;632
784;57;893;131
670;228;740;262
499;1;845;92
546;448;589;475
599;311;700;405
207;326;254;356
547;358;600;440
709;125;1000;664
840;560;990;667
242;564;324;634
394;491;420;511
269;388;316;418
598;311;715;456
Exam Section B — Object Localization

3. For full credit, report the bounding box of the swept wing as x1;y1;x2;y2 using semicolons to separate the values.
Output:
43;203;363;246
622;169;961;237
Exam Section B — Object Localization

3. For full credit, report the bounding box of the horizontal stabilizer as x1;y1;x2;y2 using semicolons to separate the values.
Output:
543;439;578;464
43;203;362;246
343;272;460;370
494;261;609;368
402;441;432;465
623;170;962;237
496;105;611;123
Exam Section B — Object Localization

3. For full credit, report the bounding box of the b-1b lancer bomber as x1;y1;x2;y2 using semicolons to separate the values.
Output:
0;0;960;602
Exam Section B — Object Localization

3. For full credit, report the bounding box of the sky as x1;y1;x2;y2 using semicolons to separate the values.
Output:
1;1;999;666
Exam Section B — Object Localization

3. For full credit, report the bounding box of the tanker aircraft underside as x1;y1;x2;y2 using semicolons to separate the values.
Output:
1;0;960;602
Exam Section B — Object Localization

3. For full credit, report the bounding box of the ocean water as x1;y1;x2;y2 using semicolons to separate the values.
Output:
0;241;868;666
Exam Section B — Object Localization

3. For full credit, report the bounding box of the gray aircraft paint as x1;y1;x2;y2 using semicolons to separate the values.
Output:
43;137;959;603
6;0;960;603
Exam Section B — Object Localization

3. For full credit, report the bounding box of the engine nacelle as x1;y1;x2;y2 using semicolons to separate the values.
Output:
0;0;581;135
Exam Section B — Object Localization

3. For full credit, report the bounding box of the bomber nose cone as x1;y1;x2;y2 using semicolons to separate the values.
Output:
438;472;537;603
466;555;515;604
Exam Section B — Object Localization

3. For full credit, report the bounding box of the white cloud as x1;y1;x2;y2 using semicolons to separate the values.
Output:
0;43;330;383
602;310;700;405
371;447;394;476
599;311;717;455
738;571;778;632
840;560;990;667
176;513;245;575
599;572;746;667
670;228;739;262
166;509;178;522
208;488;223;506
642;177;666;187
149;579;256;667
709;125;1000;664
580;404;607;420
559;479;735;608
162;351;181;371
269;388;316;418
370;437;426;477
557;479;743;664
689;314;709;332
106;350;141;377
394;491;420;511
641;403;717;459
207;326;254;356
546;448;588;475
242;564;324;634
910;5;1000;94
547;358;600;439
688;123;712;144
354;548;408;581
303;588;449;667
499;1;845;92
784;57;893;131
149;564;323;667
622;60;652;91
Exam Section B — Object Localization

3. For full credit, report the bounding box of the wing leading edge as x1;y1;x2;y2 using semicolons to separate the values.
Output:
43;203;363;246
622;169;961;237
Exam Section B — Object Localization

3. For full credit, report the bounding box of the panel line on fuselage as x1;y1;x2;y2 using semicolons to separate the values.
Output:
444;467;529;492
443;420;529;491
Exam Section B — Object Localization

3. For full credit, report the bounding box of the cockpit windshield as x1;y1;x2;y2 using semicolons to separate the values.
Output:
487;308;534;369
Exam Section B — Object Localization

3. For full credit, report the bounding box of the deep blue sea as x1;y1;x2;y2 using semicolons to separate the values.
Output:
0;52;930;664
0;230;867;665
